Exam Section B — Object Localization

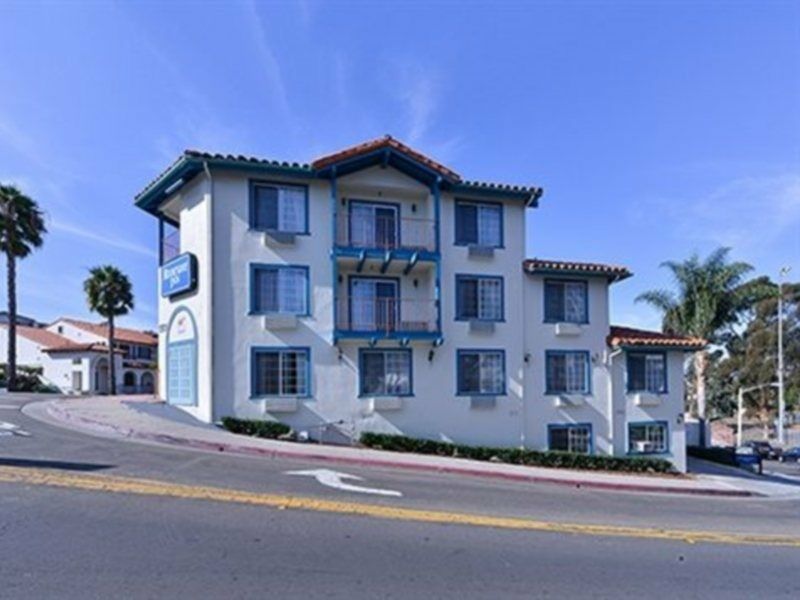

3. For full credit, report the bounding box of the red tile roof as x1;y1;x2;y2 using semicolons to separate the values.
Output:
43;343;121;355
58;318;158;346
2;325;72;348
523;258;632;281
607;326;706;350
311;135;463;182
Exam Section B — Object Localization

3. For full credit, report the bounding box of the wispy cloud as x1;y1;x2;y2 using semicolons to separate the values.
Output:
640;173;800;253
51;219;157;259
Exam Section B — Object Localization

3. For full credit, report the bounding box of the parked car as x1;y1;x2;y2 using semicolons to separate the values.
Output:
779;447;800;463
743;441;782;460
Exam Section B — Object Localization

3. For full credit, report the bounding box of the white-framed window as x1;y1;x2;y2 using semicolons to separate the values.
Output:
456;275;503;321
457;350;505;395
455;201;502;247
252;348;309;397
251;265;309;315
544;279;588;323
359;349;412;396
628;422;668;454
250;182;308;233
546;351;590;394
627;352;667;393
548;424;592;454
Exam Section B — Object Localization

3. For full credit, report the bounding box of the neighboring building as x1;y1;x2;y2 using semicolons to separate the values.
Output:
135;135;703;471
0;311;45;328
0;318;158;394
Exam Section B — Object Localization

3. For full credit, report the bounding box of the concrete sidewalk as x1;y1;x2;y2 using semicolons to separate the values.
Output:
26;395;796;498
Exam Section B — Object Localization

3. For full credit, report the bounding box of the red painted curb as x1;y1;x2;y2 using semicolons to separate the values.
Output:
46;403;757;498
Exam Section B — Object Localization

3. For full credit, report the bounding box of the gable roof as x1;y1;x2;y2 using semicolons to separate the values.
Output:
135;135;543;215
57;318;158;346
523;258;632;282
3;324;73;348
607;326;706;350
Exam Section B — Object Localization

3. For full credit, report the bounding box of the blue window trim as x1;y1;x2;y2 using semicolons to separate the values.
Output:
454;199;504;248
454;274;505;322
248;179;310;234
625;351;669;394
455;348;507;396
250;346;312;399
544;350;592;395
165;306;198;407
627;420;670;456
543;278;589;324
546;423;594;455
345;199;403;250
249;263;311;316
357;348;414;397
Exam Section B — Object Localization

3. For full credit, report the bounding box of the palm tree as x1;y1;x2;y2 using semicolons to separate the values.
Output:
636;247;766;424
84;266;134;395
0;185;46;391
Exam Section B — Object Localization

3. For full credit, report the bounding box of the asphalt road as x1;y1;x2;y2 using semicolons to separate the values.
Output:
1;394;800;598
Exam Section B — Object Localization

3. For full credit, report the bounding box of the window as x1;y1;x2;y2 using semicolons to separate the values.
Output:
546;351;590;394
349;202;399;249
252;348;310;397
548;424;592;454
457;350;505;395
627;353;667;393
359;349;412;396
544;280;588;323
456;275;503;321
455;201;502;247
250;182;308;233
628;422;668;454
251;265;309;315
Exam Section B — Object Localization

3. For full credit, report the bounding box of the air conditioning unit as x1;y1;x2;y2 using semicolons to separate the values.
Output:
634;440;655;453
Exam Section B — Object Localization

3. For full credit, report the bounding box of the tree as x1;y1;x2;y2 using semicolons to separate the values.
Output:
83;266;134;395
0;185;46;391
636;248;768;422
706;281;800;433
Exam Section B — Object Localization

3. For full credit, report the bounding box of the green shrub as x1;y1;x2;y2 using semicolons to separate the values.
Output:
360;433;677;474
687;445;737;466
221;417;291;439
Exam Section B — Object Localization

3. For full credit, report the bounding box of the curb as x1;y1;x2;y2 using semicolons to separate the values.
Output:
40;401;757;498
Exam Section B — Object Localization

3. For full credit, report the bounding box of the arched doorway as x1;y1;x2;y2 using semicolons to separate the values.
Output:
94;358;110;394
140;372;155;394
123;371;136;391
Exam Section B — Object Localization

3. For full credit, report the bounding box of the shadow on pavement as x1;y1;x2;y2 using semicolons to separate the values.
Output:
0;458;114;472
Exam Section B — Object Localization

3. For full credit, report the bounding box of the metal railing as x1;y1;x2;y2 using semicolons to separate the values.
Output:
335;297;438;334
335;214;436;252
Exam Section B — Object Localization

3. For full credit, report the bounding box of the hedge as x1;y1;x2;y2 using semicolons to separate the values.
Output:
221;417;291;439
360;433;677;474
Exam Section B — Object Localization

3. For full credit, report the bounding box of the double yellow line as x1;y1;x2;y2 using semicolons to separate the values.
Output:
1;465;797;547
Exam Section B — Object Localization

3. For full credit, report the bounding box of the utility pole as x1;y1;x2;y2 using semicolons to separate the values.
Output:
777;266;791;445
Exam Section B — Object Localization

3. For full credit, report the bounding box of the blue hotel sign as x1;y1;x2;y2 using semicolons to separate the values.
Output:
161;253;198;298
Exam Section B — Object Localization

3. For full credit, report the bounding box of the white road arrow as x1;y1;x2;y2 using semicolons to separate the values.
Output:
0;421;31;437
286;469;402;497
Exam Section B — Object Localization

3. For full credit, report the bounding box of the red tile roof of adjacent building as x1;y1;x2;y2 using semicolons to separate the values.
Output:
523;258;632;281
2;324;72;348
58;318;158;346
607;326;706;350
311;135;463;183
43;343;121;354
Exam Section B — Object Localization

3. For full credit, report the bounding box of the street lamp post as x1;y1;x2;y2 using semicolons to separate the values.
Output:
777;266;791;446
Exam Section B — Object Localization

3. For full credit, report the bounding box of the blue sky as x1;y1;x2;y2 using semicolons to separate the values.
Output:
0;0;797;331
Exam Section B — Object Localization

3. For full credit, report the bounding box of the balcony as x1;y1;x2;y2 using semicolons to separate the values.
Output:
335;213;436;254
334;296;439;341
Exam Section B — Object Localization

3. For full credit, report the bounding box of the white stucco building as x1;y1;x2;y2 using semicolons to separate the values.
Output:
0;318;158;395
136;136;703;471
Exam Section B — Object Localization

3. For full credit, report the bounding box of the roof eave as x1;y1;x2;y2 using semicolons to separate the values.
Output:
525;267;632;283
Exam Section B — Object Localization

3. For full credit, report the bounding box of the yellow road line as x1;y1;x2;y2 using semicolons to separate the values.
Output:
0;465;797;547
